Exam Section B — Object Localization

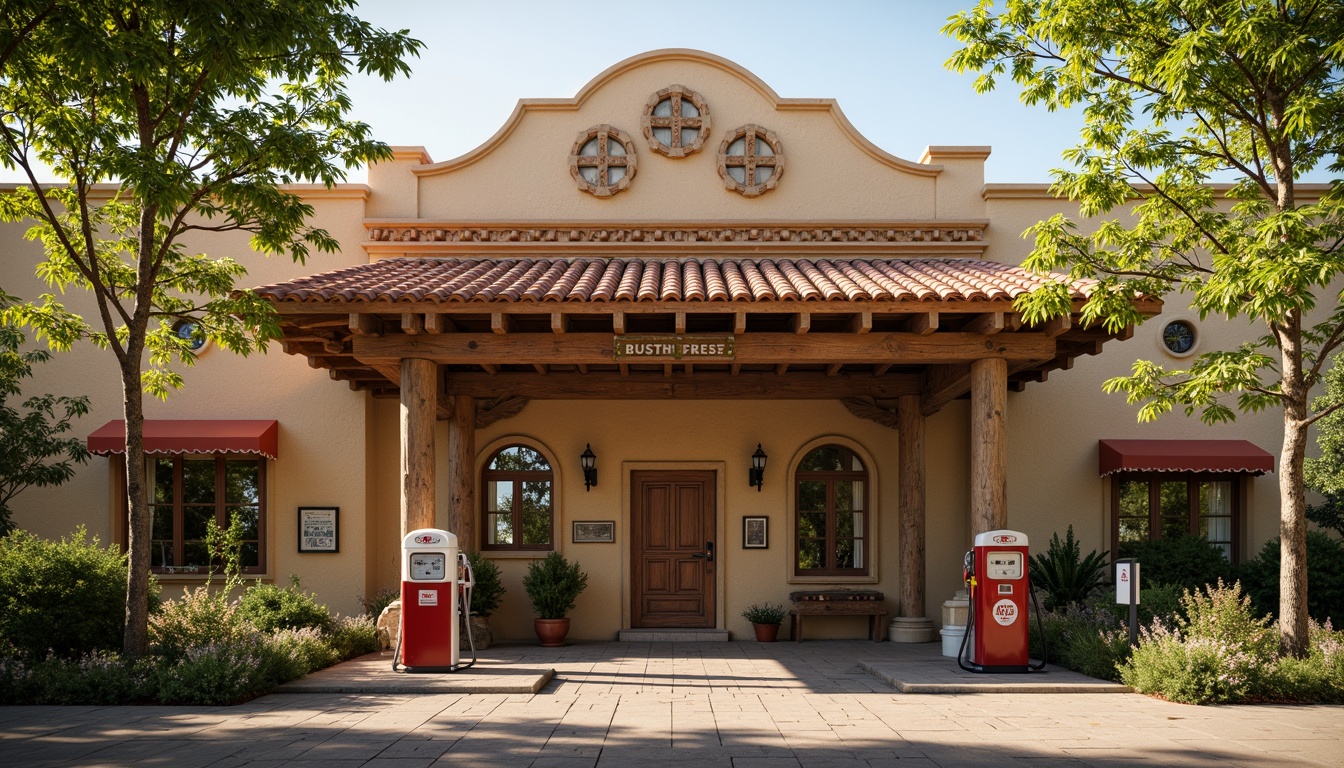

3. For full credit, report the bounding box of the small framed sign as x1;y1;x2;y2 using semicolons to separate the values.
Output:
298;507;339;553
743;516;768;548
572;520;615;543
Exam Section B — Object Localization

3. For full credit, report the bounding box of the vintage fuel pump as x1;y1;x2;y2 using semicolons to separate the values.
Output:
393;528;477;673
957;529;1047;674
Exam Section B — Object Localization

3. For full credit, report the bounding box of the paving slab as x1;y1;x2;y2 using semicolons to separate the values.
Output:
855;639;1131;693
272;651;553;694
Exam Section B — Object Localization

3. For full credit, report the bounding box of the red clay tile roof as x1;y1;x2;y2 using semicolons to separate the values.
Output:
254;258;1094;304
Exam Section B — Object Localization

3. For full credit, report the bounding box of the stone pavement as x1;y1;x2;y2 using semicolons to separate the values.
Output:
1;640;1341;767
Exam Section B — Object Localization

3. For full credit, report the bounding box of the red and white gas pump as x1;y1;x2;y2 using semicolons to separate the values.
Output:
957;529;1047;674
393;528;477;673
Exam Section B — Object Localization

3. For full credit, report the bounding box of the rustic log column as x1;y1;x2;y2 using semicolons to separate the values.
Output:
400;358;437;536
891;394;935;643
970;357;1008;534
447;394;475;550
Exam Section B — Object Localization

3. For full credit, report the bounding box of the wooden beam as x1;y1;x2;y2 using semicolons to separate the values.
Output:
826;363;844;377
400;358;437;536
533;363;548;375
613;311;626;335
790;312;810;334
962;312;1004;335
577;364;589;375
550;312;569;334
401;313;424;335
850;312;872;334
353;332;1058;366
970;358;1007;534
898;394;926;620
776;363;790;375
619;363;629;376
730;362;742;375
424;314;450;334
442;371;921;400
734;311;747;335
480;363;498;375
921;363;972;416
873;363;893;376
675;311;686;334
349;313;379;336
1040;314;1071;337
906;311;938;336
447;395;475;552
664;363;673;377
491;312;509;335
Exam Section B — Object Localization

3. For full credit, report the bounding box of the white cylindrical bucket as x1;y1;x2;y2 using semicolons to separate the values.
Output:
940;624;966;657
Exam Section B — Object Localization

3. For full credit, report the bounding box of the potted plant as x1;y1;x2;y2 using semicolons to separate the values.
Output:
463;550;505;651
742;602;787;642
522;551;588;646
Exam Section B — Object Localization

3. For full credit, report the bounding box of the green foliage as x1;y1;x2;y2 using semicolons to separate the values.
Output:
0;292;90;535
0;651;156;705
1028;526;1108;610
945;0;1344;656
741;602;787;626
326;615;379;660
147;585;251;660
236;577;333;634
0;528;156;658
466;550;506;618
358;587;399;619
1118;534;1234;593
1239;532;1344;624
1030;601;1130;682
523;552;588;620
153;639;276;706
1306;356;1344;539
1120;581;1277;704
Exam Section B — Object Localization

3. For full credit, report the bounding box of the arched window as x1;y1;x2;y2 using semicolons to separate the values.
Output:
795;445;868;576
481;445;553;551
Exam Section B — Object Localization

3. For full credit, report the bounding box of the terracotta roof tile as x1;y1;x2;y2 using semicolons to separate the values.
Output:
254;257;1095;306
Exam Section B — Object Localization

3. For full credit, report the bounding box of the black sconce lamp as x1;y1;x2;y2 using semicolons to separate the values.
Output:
581;443;598;491
749;443;767;491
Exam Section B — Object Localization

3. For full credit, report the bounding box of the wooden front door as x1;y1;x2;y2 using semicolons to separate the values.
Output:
631;470;716;628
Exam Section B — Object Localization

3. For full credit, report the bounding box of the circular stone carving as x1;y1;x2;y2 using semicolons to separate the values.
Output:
718;124;784;197
569;124;638;198
641;84;711;158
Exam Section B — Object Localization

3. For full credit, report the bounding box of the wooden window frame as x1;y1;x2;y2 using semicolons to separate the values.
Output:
1109;471;1242;563
122;453;267;576
480;445;555;552
794;447;870;577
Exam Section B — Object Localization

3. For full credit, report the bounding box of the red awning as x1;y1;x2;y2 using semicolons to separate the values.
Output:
1098;439;1273;476
87;420;279;460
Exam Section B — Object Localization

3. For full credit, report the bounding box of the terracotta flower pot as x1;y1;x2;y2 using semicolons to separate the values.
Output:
753;622;780;642
534;617;571;647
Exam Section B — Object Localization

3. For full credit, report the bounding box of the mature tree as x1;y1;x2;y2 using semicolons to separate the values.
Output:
945;0;1344;656
0;1;420;656
0;291;90;536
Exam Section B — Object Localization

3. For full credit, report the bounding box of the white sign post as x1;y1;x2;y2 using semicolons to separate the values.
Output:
1115;559;1140;647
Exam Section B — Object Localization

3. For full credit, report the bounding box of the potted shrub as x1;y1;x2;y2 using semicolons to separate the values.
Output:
742;602;787;642
464;550;505;651
522;552;588;646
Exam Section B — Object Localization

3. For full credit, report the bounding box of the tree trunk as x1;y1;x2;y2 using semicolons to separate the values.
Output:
120;353;150;658
1279;318;1310;658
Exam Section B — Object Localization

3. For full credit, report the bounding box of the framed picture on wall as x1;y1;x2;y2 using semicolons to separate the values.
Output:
298;507;339;552
743;516;768;548
572;521;615;543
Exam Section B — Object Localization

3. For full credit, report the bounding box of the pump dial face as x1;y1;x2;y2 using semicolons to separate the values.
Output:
986;552;1024;580
410;553;445;581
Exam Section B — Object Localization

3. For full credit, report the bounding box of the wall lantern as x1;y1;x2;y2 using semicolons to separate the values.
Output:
581;443;598;491
749;443;767;491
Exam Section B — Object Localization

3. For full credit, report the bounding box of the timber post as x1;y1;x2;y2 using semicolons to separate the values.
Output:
447;394;475;550
891;393;936;643
400;357;437;535
970;357;1008;534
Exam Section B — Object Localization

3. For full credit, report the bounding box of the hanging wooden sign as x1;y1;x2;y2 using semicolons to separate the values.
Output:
613;334;735;361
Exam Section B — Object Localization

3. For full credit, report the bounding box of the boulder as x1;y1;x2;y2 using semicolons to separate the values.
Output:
376;599;401;650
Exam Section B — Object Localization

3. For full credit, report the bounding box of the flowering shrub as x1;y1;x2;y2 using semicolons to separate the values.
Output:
1120;581;1278;704
1031;600;1130;682
327;615;379;659
155;639;274;706
148;585;251;659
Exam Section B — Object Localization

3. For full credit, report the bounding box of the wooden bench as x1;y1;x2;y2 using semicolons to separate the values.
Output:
788;590;887;642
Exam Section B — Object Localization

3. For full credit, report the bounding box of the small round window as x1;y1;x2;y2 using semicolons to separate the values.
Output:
718;124;784;197
569;124;637;198
641;85;711;158
172;319;208;353
1161;319;1197;356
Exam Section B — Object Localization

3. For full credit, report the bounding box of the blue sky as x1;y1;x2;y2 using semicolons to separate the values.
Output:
346;0;1086;183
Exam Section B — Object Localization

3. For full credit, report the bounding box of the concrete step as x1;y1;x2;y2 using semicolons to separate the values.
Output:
618;628;731;642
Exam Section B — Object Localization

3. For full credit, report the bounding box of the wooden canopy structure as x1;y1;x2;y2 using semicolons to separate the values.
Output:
254;252;1156;629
